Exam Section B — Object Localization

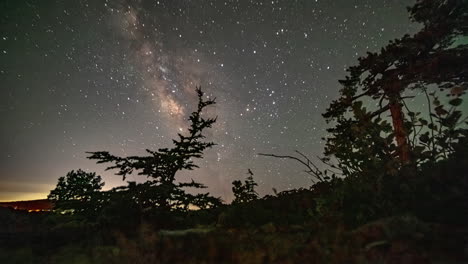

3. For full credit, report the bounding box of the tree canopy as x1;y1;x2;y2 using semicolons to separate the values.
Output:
87;87;222;211
48;169;104;214
232;169;259;204
323;0;467;171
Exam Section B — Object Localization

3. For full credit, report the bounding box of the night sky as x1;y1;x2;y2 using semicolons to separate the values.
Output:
0;0;420;202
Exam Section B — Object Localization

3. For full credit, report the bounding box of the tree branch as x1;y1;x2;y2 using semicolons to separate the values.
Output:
258;152;325;182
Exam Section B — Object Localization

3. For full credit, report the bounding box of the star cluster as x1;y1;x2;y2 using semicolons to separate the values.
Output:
0;0;419;201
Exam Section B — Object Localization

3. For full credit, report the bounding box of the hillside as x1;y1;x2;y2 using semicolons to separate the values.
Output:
0;199;54;212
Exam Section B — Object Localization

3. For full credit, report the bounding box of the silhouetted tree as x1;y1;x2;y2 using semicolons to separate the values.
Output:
87;87;221;211
324;0;467;168
232;169;259;204
48;169;104;214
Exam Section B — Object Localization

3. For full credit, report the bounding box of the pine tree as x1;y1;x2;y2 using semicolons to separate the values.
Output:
324;0;467;168
87;87;221;211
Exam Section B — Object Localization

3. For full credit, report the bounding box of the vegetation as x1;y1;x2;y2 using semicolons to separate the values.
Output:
1;1;468;263
86;87;222;214
231;169;259;204
48;169;104;216
324;0;467;166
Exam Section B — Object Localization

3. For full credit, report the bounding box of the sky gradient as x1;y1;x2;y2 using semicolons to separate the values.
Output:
0;0;420;202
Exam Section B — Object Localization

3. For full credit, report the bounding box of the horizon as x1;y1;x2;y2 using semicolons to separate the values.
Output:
1;0;419;202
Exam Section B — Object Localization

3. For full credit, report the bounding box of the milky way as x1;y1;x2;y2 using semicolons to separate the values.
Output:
0;0;419;201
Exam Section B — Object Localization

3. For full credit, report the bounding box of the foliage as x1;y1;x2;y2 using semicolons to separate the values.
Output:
409;91;468;164
219;188;316;228
231;169;259;204
310;128;468;228
324;0;468;166
312;0;468;229
87;87;221;211
48;169;104;216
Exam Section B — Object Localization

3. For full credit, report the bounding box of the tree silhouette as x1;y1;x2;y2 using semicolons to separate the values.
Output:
87;87;221;211
232;169;259;204
48;169;104;214
324;0;467;166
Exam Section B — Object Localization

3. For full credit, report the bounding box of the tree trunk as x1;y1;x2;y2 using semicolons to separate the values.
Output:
388;95;411;164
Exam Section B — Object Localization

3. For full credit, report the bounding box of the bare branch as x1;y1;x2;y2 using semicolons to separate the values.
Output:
258;152;325;182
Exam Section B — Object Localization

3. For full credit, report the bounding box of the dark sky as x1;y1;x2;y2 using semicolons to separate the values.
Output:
0;0;419;202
